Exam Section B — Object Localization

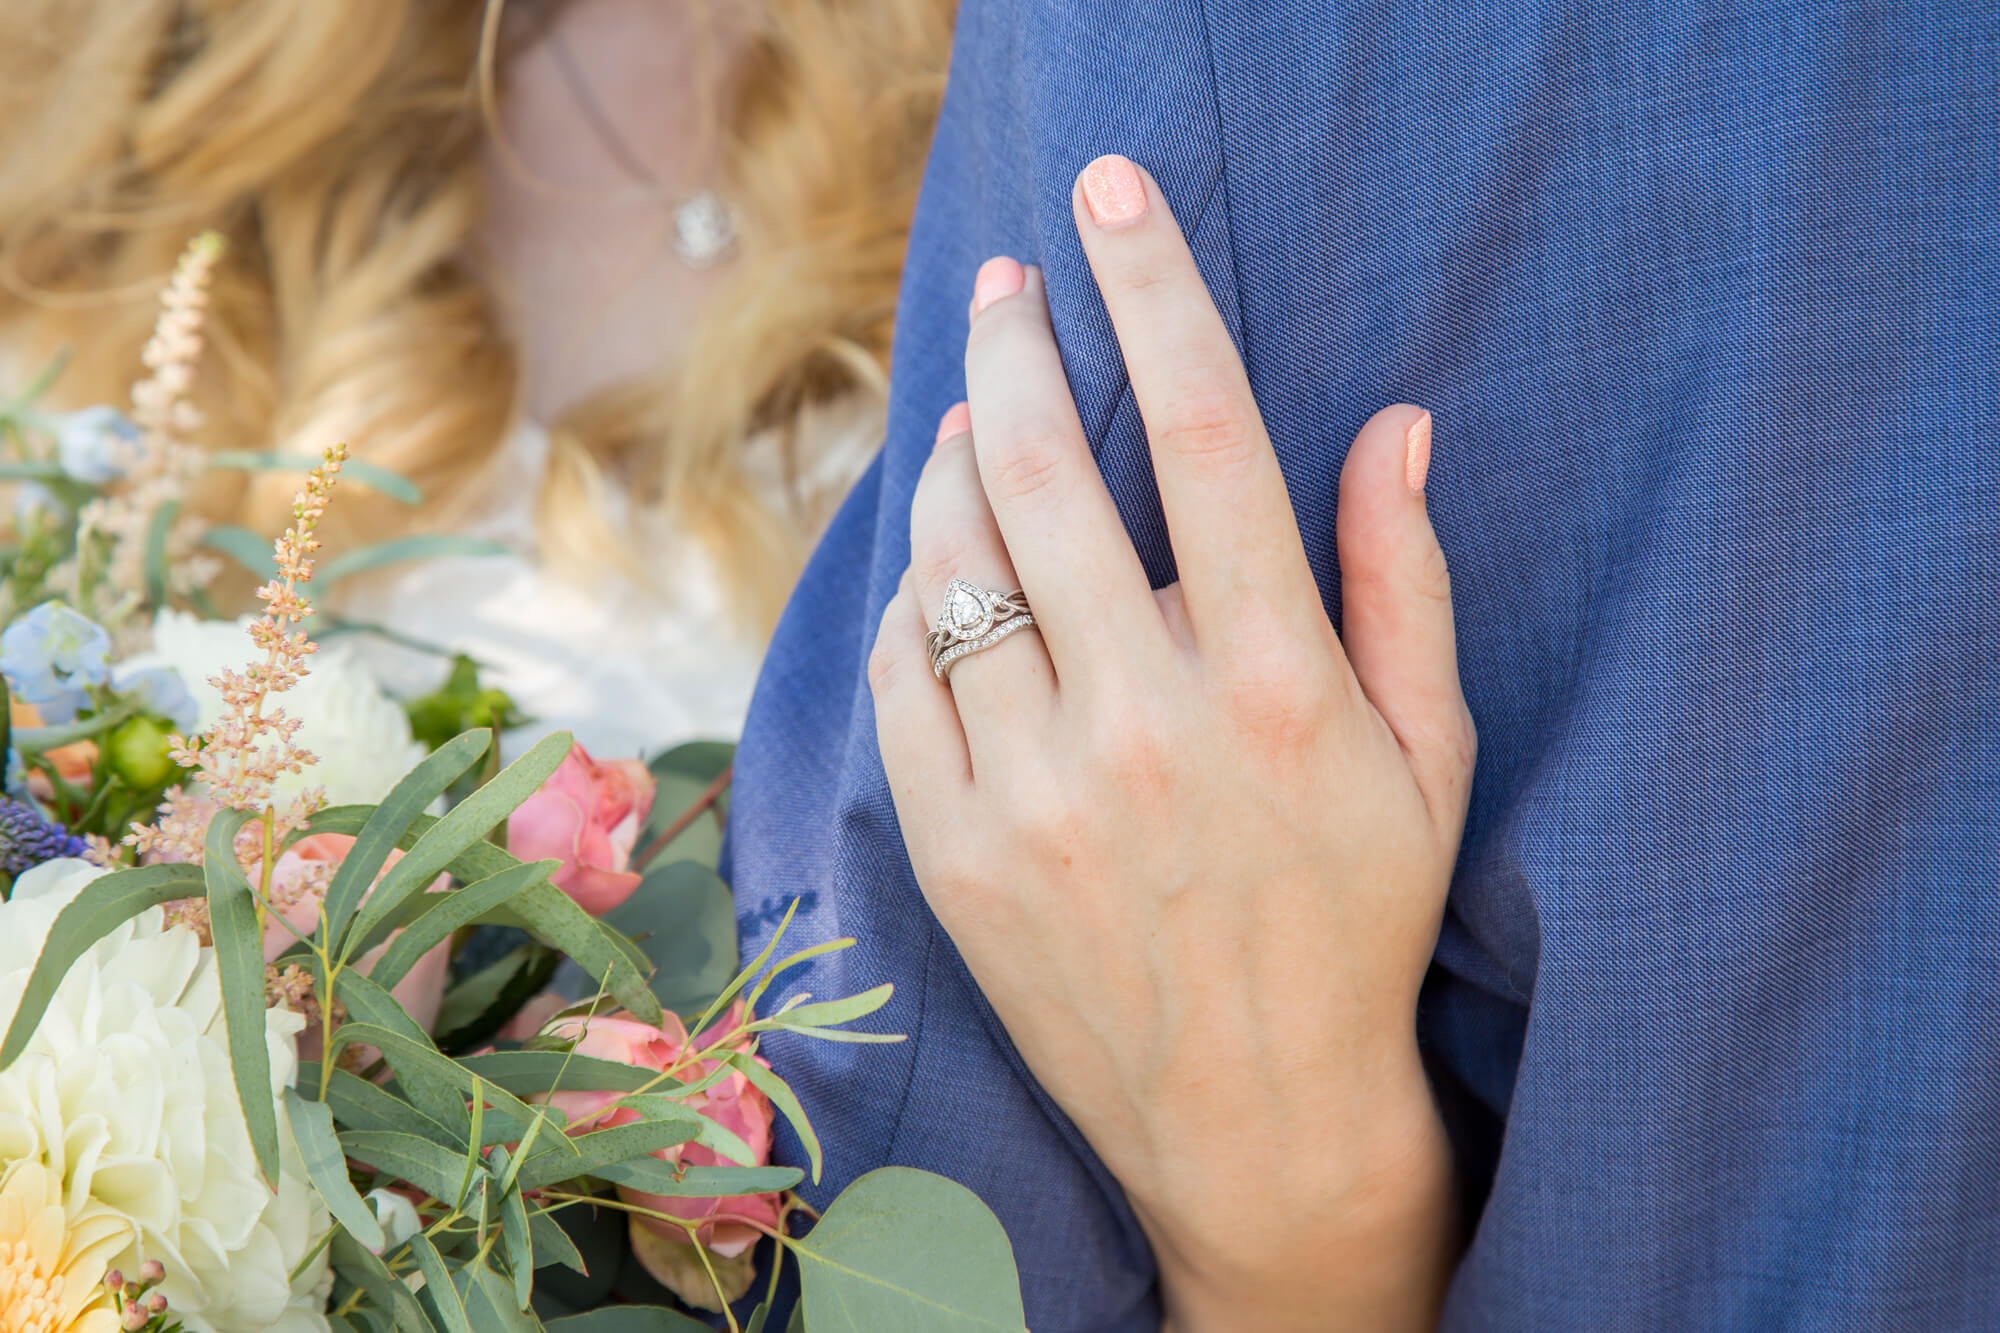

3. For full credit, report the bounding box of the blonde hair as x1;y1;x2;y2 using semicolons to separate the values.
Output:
0;0;954;631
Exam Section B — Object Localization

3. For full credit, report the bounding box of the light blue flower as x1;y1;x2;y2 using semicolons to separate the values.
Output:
11;481;64;524
54;405;139;485
110;662;199;733
0;601;113;724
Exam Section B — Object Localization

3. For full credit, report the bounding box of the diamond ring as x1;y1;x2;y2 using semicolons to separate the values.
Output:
926;578;1036;680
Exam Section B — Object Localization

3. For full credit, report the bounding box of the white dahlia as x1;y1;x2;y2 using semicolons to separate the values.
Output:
124;609;427;807
0;860;334;1332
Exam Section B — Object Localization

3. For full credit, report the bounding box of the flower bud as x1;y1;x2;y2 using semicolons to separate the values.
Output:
147;1292;169;1315
108;715;176;790
138;1259;166;1286
121;1300;148;1331
104;1270;124;1292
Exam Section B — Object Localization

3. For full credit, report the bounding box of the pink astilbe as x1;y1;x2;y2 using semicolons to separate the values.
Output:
127;443;348;865
75;230;225;621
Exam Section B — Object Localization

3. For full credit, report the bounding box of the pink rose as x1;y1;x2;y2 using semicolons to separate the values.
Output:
259;832;452;1037
507;743;656;916
543;1004;782;1302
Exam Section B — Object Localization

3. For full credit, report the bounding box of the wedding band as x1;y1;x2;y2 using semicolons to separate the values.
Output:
927;577;1037;680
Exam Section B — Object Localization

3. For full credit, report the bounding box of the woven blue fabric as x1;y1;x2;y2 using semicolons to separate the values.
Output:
721;0;1998;1327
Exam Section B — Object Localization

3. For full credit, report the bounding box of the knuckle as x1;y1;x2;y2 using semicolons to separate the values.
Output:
1157;374;1258;469
909;529;983;595
1218;661;1330;750
1412;538;1455;607
981;423;1072;506
866;634;904;694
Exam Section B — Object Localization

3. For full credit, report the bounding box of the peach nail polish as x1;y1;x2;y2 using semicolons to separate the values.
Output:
971;256;1026;317
1405;411;1433;494
936;402;972;446
1081;155;1148;228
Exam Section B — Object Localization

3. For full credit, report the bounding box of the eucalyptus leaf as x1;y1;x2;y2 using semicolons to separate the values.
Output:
792;1168;1026;1333
434;943;551;1051
284;1089;386;1251
727;1052;822;1186
514;1114;706;1192
368;858;558;990
328;1022;544;1144
0;862;203;1069
308;1065;458;1147
614;1094;756;1167
343;731;571;961
201;524;278;579
409;1231;474;1333
527;1204;588;1275
593;1159;802;1199
321;730;491;948
546;1309;713;1332
598;860;738;1017
492;1152;536;1309
462;1262;543;1332
141;498;179;609
205;810;280;1184
744;937;857;1013
319;535;512;587
761;983;894;1032
331;969;473;1133
207;450;424;505
331;1232;437;1331
311;803;661;1026
339;1130;480;1206
0;460;63;482
455;1050;668;1098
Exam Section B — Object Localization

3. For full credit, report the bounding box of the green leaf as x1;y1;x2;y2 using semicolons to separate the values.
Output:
613;1094;757;1167
204;810;281;1184
0;460;63;482
368;858;557;990
331;1232;437;1331
763;983;895;1033
141;497;179;609
318;535;512;587
594;1158;802;1199
598;860;739;1017
311;803;662;1026
322;729;492;950
408;1231;473;1333
745;937;858;1012
488;1150;535;1308
514;1114;706;1192
207;450;424;505
760;1025;906;1045
342;731;572;965
0;862;203;1069
11;699;141;754
284;1089;385;1251
527;1204;588;1274
309;1065;458;1146
201;524;278;579
328;1023;544;1144
637;741;736;870
338;1129;478;1205
546;1309;714;1332
455;1050;666;1098
462;1262;541;1332
727;1051;822;1186
329;969;472;1133
792;1168;1026;1333
433;943;542;1050
686;898;799;1050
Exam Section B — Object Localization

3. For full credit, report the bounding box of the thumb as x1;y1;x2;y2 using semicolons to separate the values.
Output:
1336;403;1478;840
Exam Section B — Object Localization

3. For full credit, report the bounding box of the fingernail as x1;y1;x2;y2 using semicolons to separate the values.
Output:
1080;155;1148;228
1404;411;1433;494
935;402;972;447
971;256;1026;318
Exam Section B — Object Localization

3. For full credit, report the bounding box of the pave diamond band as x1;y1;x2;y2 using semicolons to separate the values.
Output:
932;612;1037;680
926;578;1037;680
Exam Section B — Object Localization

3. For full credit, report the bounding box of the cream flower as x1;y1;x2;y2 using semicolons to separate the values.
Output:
123;609;427;807
0;1160;124;1333
0;860;334;1332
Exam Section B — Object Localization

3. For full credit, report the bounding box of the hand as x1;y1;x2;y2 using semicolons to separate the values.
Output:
868;155;1474;1332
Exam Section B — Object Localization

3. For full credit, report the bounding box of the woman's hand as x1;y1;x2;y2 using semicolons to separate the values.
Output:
868;154;1474;1332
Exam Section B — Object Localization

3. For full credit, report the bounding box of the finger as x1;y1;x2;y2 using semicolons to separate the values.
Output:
908;406;1057;756
1070;154;1320;645
963;259;1166;672
870;569;973;817
1336;404;1478;843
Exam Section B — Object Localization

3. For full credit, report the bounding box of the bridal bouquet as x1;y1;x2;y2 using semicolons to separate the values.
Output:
0;237;1025;1331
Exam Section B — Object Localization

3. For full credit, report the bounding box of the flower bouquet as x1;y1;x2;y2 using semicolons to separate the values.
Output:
0;237;1026;1331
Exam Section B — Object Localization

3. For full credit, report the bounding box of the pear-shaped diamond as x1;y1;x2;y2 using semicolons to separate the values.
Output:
943;579;992;637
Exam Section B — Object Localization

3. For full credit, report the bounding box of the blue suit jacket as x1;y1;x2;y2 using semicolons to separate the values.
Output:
722;1;1998;1327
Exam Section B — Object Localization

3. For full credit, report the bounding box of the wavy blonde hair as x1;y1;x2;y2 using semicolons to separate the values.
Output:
0;0;954;631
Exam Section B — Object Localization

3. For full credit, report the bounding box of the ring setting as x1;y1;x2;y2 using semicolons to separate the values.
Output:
927;578;1035;679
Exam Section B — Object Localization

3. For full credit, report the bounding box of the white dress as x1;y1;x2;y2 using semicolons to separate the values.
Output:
337;399;879;762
